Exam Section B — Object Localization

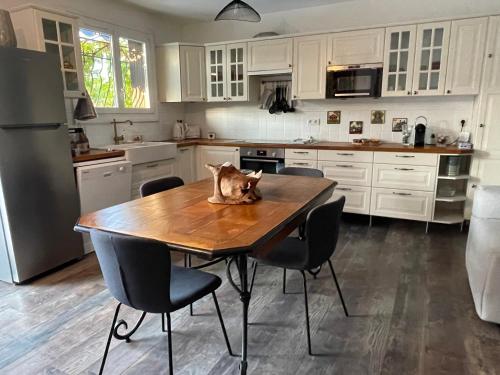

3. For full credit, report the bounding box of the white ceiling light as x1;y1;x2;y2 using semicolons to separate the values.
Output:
214;0;261;22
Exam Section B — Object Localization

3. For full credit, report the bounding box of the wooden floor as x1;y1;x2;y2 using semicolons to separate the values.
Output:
1;216;499;375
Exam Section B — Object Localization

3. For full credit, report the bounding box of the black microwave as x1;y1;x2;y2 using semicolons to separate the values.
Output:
326;64;383;98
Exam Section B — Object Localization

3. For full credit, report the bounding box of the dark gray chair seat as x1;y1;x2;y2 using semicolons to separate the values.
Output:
278;166;324;178
256;237;309;270
140;176;184;197
170;266;221;309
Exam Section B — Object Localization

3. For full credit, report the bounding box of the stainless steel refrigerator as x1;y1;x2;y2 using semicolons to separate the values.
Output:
0;47;83;284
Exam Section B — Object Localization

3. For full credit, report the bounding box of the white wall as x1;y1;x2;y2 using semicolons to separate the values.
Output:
5;0;184;146
185;96;475;143
181;0;500;43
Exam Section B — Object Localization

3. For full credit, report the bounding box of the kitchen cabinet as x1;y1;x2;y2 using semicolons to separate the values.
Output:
331;185;371;215
285;160;318;169
382;25;417;97
196;146;240;180
206;43;248;102
445;18;488;96
157;44;207;102
285;149;318;161
131;159;175;199
371;188;434;221
248;38;293;74
372;164;436;191
411;21;451;96
327;28;385;65
11;6;85;98
175;146;196;184
319;161;373;187
292;35;327;100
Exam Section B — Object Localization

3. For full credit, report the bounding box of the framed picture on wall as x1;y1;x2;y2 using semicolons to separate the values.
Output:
349;121;363;134
392;118;408;132
371;110;386;124
327;110;341;124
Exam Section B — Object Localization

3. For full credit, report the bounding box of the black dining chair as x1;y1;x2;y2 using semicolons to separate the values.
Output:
90;230;233;375
139;176;184;197
250;196;348;355
276;166;324;292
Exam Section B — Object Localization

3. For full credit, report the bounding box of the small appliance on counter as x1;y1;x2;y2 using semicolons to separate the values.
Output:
185;124;201;139
412;116;427;147
173;120;187;140
69;127;90;155
208;132;216;140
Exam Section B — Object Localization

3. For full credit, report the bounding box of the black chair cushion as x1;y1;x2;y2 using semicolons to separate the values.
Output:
170;265;222;310
254;237;308;270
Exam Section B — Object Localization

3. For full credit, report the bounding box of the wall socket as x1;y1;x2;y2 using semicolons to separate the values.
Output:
307;118;321;126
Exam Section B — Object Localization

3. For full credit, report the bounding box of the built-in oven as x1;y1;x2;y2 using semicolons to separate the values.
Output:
240;147;285;174
326;63;383;98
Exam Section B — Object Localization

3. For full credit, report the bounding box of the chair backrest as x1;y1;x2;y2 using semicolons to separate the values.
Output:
278;167;324;178
304;196;345;269
90;230;173;313
140;176;184;197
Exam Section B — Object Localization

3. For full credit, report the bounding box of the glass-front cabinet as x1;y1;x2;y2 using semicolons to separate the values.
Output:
10;6;85;98
412;22;451;96
205;43;247;102
382;25;417;96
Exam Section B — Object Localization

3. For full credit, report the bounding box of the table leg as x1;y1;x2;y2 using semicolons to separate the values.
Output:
226;254;250;375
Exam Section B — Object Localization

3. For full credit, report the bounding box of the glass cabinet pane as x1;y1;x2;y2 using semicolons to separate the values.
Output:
45;43;59;55
422;29;432;47
238;83;243;96
237;64;243;80
59;22;73;44
399;51;408;72
62;46;76;70
231;83;236;96
65;71;79;91
387;74;396;91
429;72;439;89
231;65;236;81
211;84;217;97
217;66;223;81
42;19;58;41
217;50;222;64
401;31;410;49
210;51;216;65
390;32;399;50
419;73;428;90
237;48;243;62
431;49;441;70
420;49;430;71
397;74;407;91
230;49;236;63
388;52;397;72
218;83;223;95
434;28;444;46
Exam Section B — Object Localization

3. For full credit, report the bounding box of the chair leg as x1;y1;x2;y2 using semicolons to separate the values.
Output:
188;255;193;316
166;313;173;375
282;268;287;294
212;292;233;356
249;261;258;294
327;259;349;317
161;313;166;332
99;303;122;375
300;271;312;355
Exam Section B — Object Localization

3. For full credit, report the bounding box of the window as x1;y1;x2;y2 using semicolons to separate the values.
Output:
79;27;151;111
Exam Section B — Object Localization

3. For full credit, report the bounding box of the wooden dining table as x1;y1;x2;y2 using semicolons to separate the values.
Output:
75;173;336;374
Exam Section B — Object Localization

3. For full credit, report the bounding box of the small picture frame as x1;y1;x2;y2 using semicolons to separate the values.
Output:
327;110;341;124
349;121;363;134
392;118;408;132
371;110;386;124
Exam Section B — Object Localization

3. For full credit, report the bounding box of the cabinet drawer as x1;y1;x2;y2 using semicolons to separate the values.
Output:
373;164;436;191
370;188;434;221
132;159;175;198
319;161;372;186
318;150;373;163
285;160;318;169
374;152;438;166
285;148;318;161
331;185;371;215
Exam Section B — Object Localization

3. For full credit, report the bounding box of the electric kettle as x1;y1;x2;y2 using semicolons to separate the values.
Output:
173;120;187;140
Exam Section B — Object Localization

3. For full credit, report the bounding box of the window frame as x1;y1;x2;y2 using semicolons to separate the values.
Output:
77;19;158;122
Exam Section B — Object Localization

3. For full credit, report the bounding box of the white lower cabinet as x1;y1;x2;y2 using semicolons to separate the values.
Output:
370;188;434;221
175;146;196;184
285;160;318;169
372;164;436;191
331;185;371;214
131;159;176;199
196;146;240;180
319;161;372;186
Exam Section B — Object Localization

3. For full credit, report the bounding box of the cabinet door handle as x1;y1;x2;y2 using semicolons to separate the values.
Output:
336;187;352;191
146;163;159;168
291;162;310;166
479;124;485;128
395;167;414;171
407;91;412;95
472;184;478;188
293;151;309;154
446;89;452;94
103;172;112;177
414;91;418;95
337;153;354;156
395;155;415;158
336;164;354;168
289;64;292;68
179;148;189;152
393;192;412;196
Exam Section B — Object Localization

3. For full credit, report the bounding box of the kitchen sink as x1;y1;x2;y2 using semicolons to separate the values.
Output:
100;142;177;165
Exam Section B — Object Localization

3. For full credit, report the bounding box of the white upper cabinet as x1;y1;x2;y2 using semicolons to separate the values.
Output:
206;43;247;102
412;22;451;96
382;25;417;97
248;38;293;74
292;35;327;100
327;28;385;65
11;6;85;98
157;44;206;102
445;17;488;96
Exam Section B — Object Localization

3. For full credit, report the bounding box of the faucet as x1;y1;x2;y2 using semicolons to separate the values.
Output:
111;119;133;144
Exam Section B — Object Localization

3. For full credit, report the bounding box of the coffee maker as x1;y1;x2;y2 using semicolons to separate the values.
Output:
412;116;427;147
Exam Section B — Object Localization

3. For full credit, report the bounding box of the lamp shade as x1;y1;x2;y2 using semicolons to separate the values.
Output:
215;0;261;22
0;9;17;48
74;90;97;121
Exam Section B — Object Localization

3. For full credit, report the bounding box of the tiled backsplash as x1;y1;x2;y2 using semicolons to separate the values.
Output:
185;96;476;143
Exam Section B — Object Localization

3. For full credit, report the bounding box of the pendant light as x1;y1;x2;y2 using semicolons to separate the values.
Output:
214;0;261;22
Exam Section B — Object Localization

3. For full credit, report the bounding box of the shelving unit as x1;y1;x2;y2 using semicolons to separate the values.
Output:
431;153;473;229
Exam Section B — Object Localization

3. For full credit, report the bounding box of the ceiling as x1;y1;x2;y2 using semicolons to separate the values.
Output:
121;0;353;22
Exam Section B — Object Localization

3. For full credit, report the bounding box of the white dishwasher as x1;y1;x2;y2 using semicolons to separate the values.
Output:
76;159;132;253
